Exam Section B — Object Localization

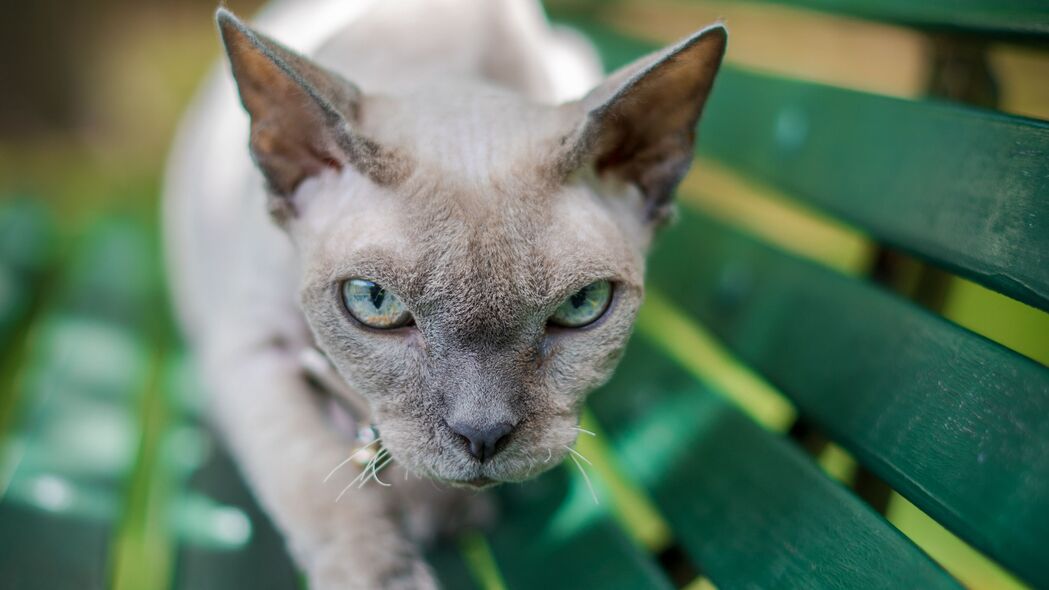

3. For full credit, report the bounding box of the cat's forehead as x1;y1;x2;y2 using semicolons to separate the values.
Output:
300;166;638;305
297;85;644;325
360;86;574;185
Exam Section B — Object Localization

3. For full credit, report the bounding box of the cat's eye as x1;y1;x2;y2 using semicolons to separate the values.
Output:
341;279;413;329
549;280;613;328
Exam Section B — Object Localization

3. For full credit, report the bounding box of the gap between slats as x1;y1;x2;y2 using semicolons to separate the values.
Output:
550;0;1049;120
678;162;1049;367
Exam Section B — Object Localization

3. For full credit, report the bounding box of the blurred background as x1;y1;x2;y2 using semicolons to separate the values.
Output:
1;0;1047;589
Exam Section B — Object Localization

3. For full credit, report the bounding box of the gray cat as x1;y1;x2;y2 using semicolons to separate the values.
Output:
163;0;725;587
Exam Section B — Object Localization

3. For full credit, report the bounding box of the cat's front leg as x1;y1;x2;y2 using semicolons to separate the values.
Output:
310;538;437;590
206;344;437;590
303;486;439;590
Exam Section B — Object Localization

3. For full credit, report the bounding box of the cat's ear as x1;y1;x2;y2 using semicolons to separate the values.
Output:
558;24;727;226
216;9;403;217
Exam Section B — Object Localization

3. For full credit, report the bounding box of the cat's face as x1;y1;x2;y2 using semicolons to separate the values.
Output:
292;99;647;484
217;11;725;487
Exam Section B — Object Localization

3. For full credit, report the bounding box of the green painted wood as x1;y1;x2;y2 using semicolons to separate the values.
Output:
591;340;962;590
0;198;54;353
697;72;1049;313
161;348;301;589
427;542;480;590
0;218;156;588
754;0;1049;36
569;21;1049;313
553;0;1049;37
172;441;302;590
0;198;54;276
487;468;674;590
0;507;114;589
61;218;160;328
647;207;1049;588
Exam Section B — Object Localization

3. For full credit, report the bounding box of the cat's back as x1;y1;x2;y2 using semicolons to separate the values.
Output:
162;0;601;344
315;0;594;100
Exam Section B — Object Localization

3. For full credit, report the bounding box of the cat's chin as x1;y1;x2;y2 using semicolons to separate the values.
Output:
442;476;501;490
435;458;562;489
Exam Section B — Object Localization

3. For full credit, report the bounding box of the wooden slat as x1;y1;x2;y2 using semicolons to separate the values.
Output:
648;207;1049;588
0;219;155;588
172;443;301;590
679;159;873;275
59;217;160;327
591;340;961;589
428;540;481;590
572;22;1049;313
0;505;115;589
0;198;53;274
755;0;1049;36
582;0;1049;37
160;348;301;590
486;468;674;590
579;0;929;99
0;198;54;353
0;198;55;446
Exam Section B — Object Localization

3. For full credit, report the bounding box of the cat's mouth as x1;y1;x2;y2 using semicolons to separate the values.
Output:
446;476;499;490
465;476;495;487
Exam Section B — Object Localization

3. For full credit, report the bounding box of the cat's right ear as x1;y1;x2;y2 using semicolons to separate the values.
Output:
554;24;726;228
217;9;404;218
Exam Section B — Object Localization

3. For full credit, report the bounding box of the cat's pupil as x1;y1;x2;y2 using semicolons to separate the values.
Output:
570;286;589;309
369;285;386;309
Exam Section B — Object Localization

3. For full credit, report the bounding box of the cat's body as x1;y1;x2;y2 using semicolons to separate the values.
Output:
164;1;724;587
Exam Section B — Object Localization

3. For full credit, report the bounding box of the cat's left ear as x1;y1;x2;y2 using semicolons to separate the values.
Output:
558;24;727;226
216;9;405;220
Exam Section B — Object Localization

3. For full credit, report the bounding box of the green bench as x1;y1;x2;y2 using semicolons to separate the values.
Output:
2;0;1047;588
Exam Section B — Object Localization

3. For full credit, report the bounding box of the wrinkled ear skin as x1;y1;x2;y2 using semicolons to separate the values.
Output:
565;24;727;227
216;9;405;220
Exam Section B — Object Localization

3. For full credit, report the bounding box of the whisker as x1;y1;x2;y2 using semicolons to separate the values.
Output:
369;448;389;475
336;448;386;501
572;426;596;437
323;438;381;483
351;453;379;485
358;450;391;489
543;448;553;463
337;468;369;502
324;456;357;484
564;445;593;466
367;457;394;487
568;453;599;505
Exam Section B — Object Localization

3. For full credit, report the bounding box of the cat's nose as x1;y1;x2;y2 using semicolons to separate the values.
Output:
449;421;515;463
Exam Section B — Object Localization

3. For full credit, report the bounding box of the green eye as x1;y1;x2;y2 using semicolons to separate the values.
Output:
549;280;613;328
341;279;412;329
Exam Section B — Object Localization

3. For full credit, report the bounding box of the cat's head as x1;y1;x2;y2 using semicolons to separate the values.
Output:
217;10;725;487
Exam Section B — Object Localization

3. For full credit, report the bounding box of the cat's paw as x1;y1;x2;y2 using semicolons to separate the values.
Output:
308;543;438;590
382;559;440;590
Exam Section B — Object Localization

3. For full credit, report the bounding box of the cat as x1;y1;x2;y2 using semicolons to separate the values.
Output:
163;0;725;587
